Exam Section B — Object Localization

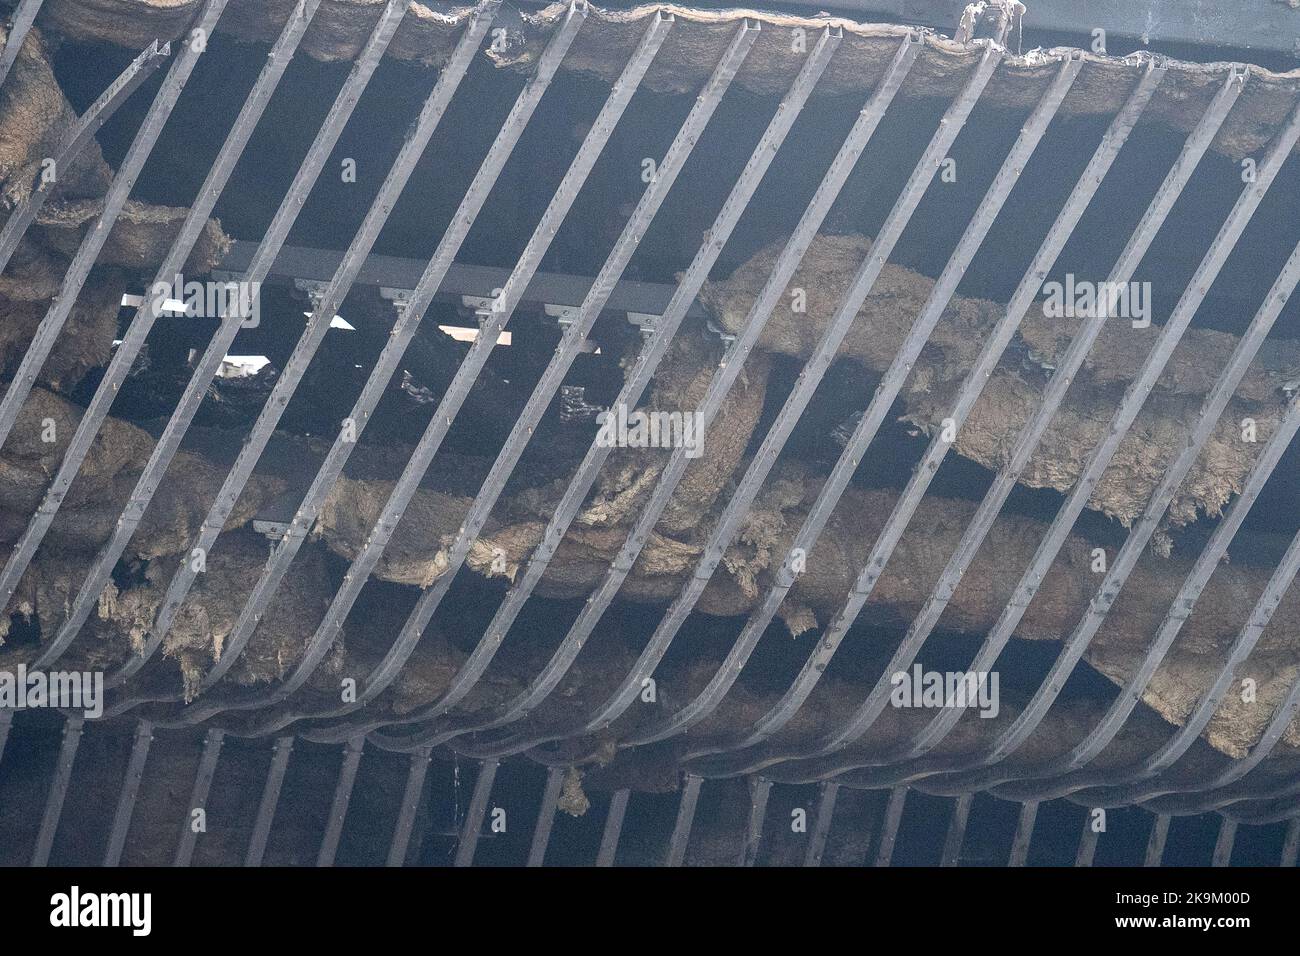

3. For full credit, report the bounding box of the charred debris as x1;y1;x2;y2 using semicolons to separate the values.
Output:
1;0;1300;856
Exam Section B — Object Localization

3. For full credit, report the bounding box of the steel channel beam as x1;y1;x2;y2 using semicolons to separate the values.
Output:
803;781;839;866
1137;663;1300;813
338;22;833;755
525;765;565;867
0;708;11;766
754;59;1258;780
1282;818;1300;866
475;37;983;761
687;58;1183;774
696;64;1271;786
453;758;499;867
525;44;1000;753
701;61;1218;782
122;2;497;689
664;774;703;866
386;746;433;867
1166;773;1300;819
30;715;83;866
283;18;754;749
873;787;908;866
918;86;1300;781
214;241;713;322
244;736;294;866
399;757;437;867
0;0;228;480
38;0;402;674
984;293;1300;795
0;0;43;90
595;789;630;867
102;720;154;866
899;106;1300;790
0;40;169;277
1075;815;1100;867
1144;814;1170;865
629;53;1081;750
317;736;365;866
423;32;922;761
989;391;1300;803
173;728;225;866
740;776;772;866
1007;799;1038;866
151;5;588;732
242;10;676;738
13;0;320;667
1211;816;1238;867
1123;615;1300;812
941;793;972;866
1219;799;1300;827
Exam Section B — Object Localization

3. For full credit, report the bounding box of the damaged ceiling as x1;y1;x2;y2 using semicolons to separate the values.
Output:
2;0;1300;865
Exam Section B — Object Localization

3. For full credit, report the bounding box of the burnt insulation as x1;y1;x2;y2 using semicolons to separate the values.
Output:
1;0;1299;865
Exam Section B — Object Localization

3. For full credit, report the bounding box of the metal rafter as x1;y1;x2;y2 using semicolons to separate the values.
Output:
684;58;1185;774
30;714;82;866
941;793;972;866
0;0;229;475
873;787;908;866
910;86;1300;787
488;43;1003;762
623;52;1081;751
0;0;44;91
173;728;225;866
803;781;839;866
990;390;1300;803
664;773;703;866
244;736;294;866
359;23;845;752
0;39;169;277
317;736;365;866
740;776;772;866
134;1;500;688
386;746;432;867
453;758;499;866
246;9;677;737
9;0;321;667
36;0;404;672
526;765;565;867
102;720;153;865
1007;799;1038;865
143;4;590;733
596;788;630;866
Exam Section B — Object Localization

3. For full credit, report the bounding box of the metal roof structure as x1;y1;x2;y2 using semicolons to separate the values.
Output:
2;0;1300;864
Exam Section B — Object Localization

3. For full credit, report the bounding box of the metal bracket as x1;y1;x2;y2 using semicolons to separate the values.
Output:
543;303;598;352
380;286;417;317
542;302;580;328
460;293;505;321
252;519;291;540
626;311;660;337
